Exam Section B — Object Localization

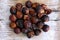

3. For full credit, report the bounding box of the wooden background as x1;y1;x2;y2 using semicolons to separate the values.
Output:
0;0;60;40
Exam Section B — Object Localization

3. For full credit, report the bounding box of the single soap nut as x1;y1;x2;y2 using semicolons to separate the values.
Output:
27;31;34;38
42;24;50;32
32;3;40;9
40;15;49;22
10;6;17;15
10;22;16;29
14;27;21;34
16;3;23;11
25;0;32;8
31;17;39;24
34;29;41;36
29;8;36;16
9;14;17;22
22;7;29;14
16;19;24;29
16;11;23;19
24;20;32;29
24;15;30;20
45;9;52;15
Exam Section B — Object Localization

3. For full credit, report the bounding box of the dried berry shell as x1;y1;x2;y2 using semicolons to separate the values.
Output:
14;27;21;34
29;8;36;16
23;15;30;20
42;24;50;32
45;9;52;15
40;15;49;22
9;14;17;22
27;31;34;38
10;6;17;15
25;1;32;8
22;7;29;14
10;22;16;29
16;3;22;11
34;29;41;36
16;19;24;29
16;11;23;19
32;3;40;9
24;20;32;29
31;17;39;24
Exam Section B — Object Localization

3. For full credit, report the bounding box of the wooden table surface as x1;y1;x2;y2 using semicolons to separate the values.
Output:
0;0;60;40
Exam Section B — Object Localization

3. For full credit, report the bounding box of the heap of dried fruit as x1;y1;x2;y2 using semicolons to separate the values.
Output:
9;0;52;38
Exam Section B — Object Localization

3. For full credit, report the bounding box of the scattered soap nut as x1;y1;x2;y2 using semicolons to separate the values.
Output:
27;31;34;38
45;9;52;15
22;28;28;34
9;14;17;22
16;19;24;29
31;16;39;24
38;8;45;14
32;24;39;30
10;22;16;29
16;11;23;19
25;0;32;8
22;7;29;14
16;3;23;11
24;15;30;20
35;5;45;14
36;21;44;29
32;3;40;9
10;6;17;15
29;8;36;16
37;13;44;18
35;5;42;13
42;24;50;32
40;15;49;22
41;4;47;9
14;27;21;34
34;29;41;36
24;20;32;29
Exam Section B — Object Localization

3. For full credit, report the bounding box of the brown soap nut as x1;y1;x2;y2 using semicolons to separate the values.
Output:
31;17;39;24
22;28;28;34
38;13;44;18
24;20;32;29
24;15;30;20
45;9;52;15
34;29;41;36
32;24;38;30
16;11;23;19
14;27;21;34
16;19;24;29
29;8;36;16
10;22;16;29
10;6;17;15
38;8;45;14
25;0;32;8
16;3;22;11
42;24;50;32
41;4;47;9
32;3;40;9
37;21;44;29
22;7;29;15
40;15;49;22
27;31;34;38
9;14;17;22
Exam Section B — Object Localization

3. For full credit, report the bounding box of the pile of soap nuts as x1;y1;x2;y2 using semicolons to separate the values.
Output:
9;0;52;38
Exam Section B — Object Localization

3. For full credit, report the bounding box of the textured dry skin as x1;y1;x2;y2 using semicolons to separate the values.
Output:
0;0;60;40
